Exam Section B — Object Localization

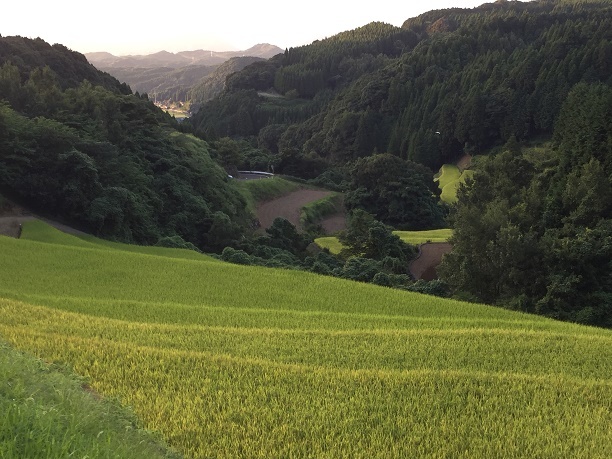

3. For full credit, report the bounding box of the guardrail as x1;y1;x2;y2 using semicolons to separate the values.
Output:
237;171;275;177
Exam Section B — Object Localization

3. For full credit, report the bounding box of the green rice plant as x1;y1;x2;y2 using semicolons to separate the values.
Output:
76;234;218;261
1;222;611;458
21;219;98;248
394;228;453;244
315;236;345;254
435;164;462;189
0;337;179;458
316;229;452;253
436;164;474;204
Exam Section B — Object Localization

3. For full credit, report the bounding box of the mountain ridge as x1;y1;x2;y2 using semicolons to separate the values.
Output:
86;43;283;69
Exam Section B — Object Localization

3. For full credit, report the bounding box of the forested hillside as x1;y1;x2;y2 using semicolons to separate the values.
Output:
99;64;217;103
0;36;248;250
188;56;268;110
439;82;612;327
191;0;611;170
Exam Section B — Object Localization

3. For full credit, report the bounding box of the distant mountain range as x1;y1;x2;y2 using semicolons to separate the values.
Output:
86;44;283;69
85;43;283;105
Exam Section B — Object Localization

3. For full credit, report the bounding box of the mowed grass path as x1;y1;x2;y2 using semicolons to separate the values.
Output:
1;221;611;458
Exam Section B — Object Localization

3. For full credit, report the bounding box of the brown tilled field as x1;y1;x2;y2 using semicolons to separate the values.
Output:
256;189;340;231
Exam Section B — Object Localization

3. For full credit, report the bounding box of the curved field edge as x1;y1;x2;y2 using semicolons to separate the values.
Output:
1;300;611;380
300;192;344;229
1;319;610;459
21;219;217;261
1;223;611;457
235;176;303;213
0;339;179;459
0;229;544;319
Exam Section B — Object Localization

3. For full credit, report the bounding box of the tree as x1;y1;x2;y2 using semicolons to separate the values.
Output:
439;84;612;326
344;153;445;229
338;209;416;272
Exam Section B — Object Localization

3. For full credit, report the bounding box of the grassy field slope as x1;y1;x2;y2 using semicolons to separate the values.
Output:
435;164;474;204
0;221;611;458
316;229;453;254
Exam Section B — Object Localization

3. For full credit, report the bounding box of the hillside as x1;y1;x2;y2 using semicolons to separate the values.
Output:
191;0;611;170
0;35;249;252
188;56;269;109
101;64;217;102
0;221;610;457
187;0;612;325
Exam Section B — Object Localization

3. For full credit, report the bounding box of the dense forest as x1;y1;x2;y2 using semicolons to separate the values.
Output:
439;82;612;326
192;0;610;171
0;36;249;250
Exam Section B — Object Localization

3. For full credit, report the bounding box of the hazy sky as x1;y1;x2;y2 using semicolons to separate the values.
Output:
4;1;504;55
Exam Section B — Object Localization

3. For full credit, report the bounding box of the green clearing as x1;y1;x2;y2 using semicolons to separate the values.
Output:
316;228;453;254
0;221;611;458
314;236;346;254
435;164;474;204
393;228;453;244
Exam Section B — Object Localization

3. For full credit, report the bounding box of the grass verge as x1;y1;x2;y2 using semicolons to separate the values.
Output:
0;339;179;458
300;193;343;230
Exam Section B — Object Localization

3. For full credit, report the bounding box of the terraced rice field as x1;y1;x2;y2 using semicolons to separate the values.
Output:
1;221;611;458
435;164;474;204
315;229;453;254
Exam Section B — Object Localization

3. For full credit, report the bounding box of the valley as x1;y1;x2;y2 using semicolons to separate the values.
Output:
1;0;611;456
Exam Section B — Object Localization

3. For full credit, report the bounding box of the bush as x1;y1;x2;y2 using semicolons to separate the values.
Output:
341;257;380;283
406;279;450;297
155;235;201;252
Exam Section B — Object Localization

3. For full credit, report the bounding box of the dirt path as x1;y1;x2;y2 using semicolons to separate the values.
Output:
256;189;334;230
0;198;91;240
320;213;347;234
409;242;452;281
456;153;472;171
0;216;31;238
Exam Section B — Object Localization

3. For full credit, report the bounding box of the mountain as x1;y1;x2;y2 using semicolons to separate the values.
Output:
85;43;283;104
85;44;282;69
